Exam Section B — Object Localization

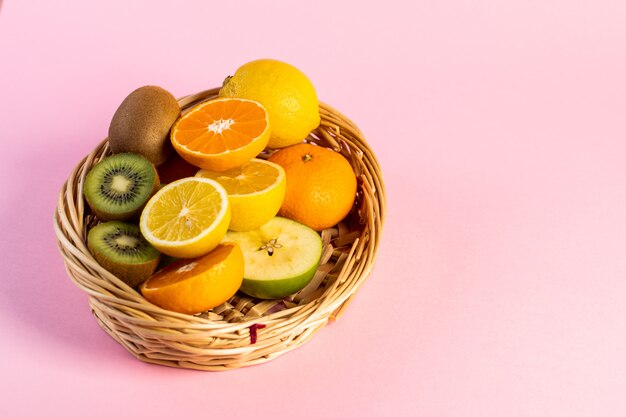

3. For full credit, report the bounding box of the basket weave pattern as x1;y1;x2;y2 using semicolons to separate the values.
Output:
54;88;385;370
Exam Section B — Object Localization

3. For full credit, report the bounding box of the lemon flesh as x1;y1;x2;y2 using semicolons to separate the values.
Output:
140;177;231;258
196;158;286;232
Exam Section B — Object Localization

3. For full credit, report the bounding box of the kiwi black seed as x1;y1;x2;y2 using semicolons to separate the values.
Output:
87;221;161;288
83;152;159;221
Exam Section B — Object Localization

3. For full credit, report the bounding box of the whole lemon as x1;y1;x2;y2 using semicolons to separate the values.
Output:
219;59;321;149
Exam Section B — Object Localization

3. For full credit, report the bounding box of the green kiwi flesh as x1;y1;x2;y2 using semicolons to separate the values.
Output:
87;221;161;288
83;152;159;221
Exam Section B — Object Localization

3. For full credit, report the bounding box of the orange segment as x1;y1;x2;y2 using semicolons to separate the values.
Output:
171;97;270;172
140;243;244;315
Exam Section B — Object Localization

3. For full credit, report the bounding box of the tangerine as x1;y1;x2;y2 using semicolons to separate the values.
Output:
170;97;270;172
267;143;357;231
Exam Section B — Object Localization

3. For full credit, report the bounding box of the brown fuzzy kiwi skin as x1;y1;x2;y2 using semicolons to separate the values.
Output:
87;224;161;288
89;243;160;288
108;86;181;166
84;160;161;222
89;245;160;288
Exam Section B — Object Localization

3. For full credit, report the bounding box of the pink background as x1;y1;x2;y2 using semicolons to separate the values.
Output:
1;0;625;415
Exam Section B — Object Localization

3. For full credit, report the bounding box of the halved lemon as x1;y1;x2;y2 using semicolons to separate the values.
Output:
139;177;230;258
140;243;244;315
196;158;286;231
170;97;270;172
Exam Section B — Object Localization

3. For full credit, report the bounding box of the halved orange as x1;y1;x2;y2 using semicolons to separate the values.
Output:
170;97;270;172
140;243;244;315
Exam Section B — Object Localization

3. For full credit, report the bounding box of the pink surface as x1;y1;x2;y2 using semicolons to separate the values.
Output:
1;0;626;415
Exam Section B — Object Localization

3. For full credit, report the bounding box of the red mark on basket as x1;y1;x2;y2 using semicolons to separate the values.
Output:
249;323;266;344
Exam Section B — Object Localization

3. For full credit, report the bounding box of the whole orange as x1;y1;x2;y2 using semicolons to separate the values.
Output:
267;143;357;231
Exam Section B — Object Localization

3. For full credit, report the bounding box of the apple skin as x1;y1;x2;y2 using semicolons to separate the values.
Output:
239;260;319;299
224;216;323;300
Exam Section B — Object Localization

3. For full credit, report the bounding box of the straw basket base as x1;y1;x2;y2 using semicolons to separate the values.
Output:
54;88;385;370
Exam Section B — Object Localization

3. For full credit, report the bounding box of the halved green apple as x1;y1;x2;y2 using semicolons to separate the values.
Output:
223;217;323;299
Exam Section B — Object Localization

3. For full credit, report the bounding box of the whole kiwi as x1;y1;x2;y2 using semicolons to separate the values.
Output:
108;86;181;166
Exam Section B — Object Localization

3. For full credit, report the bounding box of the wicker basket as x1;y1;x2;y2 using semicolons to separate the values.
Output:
53;87;386;370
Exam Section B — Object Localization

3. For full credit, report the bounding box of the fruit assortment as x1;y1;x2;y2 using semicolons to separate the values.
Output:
83;59;358;315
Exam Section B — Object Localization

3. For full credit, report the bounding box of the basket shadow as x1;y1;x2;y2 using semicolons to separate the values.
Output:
0;145;127;359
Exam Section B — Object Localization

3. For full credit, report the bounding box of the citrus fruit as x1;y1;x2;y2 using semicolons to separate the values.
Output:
219;59;320;149
267;143;357;231
140;243;244;314
223;217;322;299
170;97;270;172
139;177;231;258
196;158;286;232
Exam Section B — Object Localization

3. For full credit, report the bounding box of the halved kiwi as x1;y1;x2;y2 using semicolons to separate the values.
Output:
83;152;159;221
87;221;161;288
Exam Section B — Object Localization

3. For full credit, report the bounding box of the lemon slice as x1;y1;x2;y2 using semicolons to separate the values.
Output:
196;158;286;231
139;177;231;258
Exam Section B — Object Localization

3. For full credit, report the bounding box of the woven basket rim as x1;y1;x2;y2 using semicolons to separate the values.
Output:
54;87;386;370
